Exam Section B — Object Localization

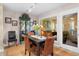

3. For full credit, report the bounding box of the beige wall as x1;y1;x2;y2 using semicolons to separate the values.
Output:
0;4;4;55
50;17;57;32
3;10;21;46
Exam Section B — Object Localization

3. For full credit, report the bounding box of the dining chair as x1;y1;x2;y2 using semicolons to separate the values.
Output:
23;36;31;55
24;32;37;55
28;32;37;47
40;37;54;56
28;31;35;35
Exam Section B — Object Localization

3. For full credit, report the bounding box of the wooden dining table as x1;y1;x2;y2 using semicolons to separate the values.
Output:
28;35;46;56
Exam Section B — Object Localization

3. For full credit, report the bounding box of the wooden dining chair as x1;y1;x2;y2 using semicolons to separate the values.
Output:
28;31;35;35
24;31;37;55
40;37;54;56
24;36;37;56
23;36;31;55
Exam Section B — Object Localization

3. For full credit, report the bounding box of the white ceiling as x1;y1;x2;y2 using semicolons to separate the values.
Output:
3;3;66;16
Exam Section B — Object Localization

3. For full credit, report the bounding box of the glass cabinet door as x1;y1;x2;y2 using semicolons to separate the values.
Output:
63;13;77;47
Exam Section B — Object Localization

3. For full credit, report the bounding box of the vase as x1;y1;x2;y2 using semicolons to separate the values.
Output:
35;30;40;35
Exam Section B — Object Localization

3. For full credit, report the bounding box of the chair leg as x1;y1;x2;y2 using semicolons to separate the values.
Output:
28;49;31;56
29;52;31;56
25;49;27;55
51;53;53;56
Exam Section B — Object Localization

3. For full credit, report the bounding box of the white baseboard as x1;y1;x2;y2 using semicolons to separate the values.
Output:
54;43;61;48
4;44;8;47
0;48;4;52
0;48;4;56
54;41;61;48
61;44;79;54
54;43;79;54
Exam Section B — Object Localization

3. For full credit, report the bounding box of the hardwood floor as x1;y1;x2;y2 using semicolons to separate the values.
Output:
4;44;79;56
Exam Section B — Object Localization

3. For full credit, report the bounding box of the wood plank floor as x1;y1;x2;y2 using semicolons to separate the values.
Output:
4;44;79;56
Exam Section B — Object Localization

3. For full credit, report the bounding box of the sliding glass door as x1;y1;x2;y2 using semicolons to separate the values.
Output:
63;13;78;47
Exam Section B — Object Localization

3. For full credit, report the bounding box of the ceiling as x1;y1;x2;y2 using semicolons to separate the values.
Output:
3;3;66;16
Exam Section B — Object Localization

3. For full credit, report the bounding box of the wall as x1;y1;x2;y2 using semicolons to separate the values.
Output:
50;17;57;32
3;10;21;46
3;10;37;46
0;4;4;55
39;4;79;19
39;4;79;53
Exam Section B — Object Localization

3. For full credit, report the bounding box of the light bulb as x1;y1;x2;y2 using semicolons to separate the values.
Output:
28;8;32;13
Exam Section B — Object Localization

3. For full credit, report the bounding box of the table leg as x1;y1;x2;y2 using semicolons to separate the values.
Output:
37;43;40;56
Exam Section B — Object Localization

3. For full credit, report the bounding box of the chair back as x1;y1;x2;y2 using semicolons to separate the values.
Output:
28;32;34;35
23;36;30;49
43;37;54;56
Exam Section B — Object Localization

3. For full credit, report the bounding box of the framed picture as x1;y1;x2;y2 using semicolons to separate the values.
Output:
12;20;18;26
5;17;12;23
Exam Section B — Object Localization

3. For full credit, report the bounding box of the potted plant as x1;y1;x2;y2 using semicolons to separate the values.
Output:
33;24;40;35
42;18;49;30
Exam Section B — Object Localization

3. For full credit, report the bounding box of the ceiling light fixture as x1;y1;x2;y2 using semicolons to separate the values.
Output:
27;3;37;13
28;8;32;13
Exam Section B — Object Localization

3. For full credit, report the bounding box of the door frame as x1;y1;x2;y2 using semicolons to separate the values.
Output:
60;7;79;53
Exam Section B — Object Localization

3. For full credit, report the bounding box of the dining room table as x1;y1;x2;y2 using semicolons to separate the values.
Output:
28;35;47;56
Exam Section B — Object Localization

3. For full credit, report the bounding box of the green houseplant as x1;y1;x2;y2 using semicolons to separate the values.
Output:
33;24;40;35
33;24;40;31
42;18;49;30
42;18;52;32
